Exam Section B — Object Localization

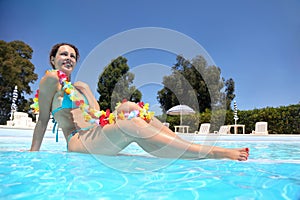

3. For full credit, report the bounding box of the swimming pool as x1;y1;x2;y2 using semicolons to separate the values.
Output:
0;128;299;199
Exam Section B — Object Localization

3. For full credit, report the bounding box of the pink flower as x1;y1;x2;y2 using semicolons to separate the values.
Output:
57;70;69;83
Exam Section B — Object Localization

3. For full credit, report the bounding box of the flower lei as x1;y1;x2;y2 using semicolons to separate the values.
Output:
30;70;155;127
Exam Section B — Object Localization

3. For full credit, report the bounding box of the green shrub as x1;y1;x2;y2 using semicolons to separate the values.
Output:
161;104;300;134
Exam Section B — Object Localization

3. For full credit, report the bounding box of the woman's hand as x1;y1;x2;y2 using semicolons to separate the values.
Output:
74;81;100;110
73;81;89;90
116;101;140;113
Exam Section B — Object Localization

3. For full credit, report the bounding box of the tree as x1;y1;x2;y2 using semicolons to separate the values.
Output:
157;55;234;113
225;78;235;110
97;56;142;110
0;40;38;124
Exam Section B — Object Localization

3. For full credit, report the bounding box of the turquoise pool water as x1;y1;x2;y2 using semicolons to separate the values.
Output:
0;128;300;200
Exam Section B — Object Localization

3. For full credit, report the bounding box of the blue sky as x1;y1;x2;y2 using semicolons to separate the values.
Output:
1;0;299;111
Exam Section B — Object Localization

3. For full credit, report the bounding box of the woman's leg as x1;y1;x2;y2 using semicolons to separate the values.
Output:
71;102;249;160
113;118;249;161
69;125;136;155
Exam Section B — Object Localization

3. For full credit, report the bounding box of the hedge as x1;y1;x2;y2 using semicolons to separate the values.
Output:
158;104;300;134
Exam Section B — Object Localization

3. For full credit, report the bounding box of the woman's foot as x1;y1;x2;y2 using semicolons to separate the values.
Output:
228;147;249;161
211;147;249;161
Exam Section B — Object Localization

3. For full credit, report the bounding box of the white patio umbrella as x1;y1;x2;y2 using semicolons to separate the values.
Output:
166;104;195;124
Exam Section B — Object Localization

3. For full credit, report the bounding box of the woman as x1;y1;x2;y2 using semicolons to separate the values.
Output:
30;43;249;161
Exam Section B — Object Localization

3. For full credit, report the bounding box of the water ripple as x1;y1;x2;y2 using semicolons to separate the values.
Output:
0;140;300;199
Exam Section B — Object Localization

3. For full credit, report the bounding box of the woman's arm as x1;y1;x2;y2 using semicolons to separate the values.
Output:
30;72;59;151
74;81;100;110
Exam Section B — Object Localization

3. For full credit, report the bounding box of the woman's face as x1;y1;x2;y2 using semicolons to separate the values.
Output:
51;45;77;75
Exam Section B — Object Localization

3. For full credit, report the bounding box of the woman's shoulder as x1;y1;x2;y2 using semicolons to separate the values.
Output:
39;70;60;91
40;70;59;84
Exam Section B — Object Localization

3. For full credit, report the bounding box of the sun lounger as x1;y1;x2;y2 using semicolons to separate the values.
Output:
214;125;229;134
252;122;269;135
195;123;210;134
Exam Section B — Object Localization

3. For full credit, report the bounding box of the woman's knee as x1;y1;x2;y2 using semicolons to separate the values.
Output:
117;101;140;112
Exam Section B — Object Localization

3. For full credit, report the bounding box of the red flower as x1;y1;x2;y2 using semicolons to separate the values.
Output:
34;90;39;98
122;99;128;103
106;109;110;117
99;109;111;127
99;115;108;127
57;70;69;83
75;100;84;107
137;102;144;108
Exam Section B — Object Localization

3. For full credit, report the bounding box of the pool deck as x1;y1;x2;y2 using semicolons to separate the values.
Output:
0;126;299;142
0;126;64;139
177;133;300;142
0;125;54;131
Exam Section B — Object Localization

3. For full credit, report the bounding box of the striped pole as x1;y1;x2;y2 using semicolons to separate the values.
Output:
10;85;18;120
233;100;239;125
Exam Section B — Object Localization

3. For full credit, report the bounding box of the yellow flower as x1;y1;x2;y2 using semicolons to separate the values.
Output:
115;102;122;109
139;109;147;117
144;103;149;110
70;95;76;101
147;111;155;120
84;113;92;121
65;88;71;95
100;110;106;116
108;113;115;124
118;112;125;120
